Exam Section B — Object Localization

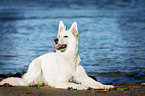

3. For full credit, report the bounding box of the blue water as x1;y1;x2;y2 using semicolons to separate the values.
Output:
0;0;145;84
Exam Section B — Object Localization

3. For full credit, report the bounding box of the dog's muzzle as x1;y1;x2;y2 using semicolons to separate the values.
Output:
54;38;67;51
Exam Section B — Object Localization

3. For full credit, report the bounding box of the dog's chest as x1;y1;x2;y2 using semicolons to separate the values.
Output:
57;56;77;77
59;58;76;71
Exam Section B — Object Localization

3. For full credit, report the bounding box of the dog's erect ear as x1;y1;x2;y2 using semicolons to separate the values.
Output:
70;21;78;37
58;21;66;33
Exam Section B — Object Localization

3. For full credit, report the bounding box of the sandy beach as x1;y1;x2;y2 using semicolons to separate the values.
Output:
0;73;145;96
0;82;145;96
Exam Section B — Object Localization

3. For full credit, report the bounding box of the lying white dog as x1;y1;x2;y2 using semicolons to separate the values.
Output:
0;21;114;90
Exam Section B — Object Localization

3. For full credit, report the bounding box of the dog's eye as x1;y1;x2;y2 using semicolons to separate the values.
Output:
64;36;68;38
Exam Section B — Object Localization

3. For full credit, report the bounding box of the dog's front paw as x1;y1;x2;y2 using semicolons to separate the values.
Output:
74;85;88;90
103;85;114;89
67;86;87;90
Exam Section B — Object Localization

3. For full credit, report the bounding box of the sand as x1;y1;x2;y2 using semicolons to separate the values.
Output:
0;84;145;96
0;73;145;96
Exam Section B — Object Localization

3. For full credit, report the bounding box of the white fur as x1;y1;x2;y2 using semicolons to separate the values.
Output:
0;21;114;90
0;77;26;86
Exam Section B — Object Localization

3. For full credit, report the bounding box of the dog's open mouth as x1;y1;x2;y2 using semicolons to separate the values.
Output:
56;44;67;51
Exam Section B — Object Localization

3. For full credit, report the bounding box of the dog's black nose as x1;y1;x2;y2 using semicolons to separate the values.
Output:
54;38;58;44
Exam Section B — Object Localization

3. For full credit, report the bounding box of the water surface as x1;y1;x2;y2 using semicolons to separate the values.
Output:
0;0;145;84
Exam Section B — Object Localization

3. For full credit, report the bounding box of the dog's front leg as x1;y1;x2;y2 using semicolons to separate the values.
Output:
55;81;87;90
74;65;114;89
81;76;114;89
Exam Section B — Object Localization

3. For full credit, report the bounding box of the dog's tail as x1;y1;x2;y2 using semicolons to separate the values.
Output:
0;77;27;86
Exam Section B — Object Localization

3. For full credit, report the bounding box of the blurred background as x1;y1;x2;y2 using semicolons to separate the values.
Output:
0;0;145;84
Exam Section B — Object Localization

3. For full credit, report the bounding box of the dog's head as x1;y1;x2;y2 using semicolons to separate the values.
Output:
54;21;79;53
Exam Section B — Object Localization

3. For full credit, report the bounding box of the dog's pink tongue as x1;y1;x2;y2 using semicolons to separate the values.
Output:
56;44;62;50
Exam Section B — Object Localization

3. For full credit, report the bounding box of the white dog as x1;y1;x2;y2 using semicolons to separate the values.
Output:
0;21;114;90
